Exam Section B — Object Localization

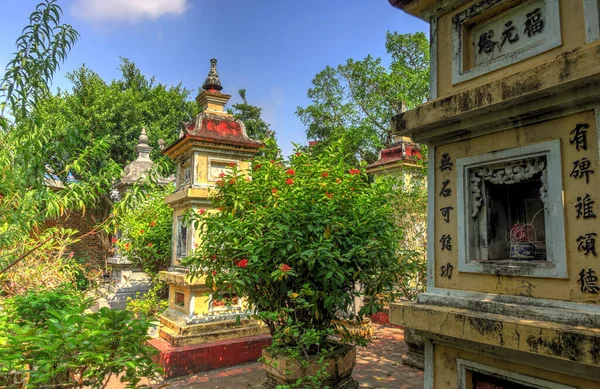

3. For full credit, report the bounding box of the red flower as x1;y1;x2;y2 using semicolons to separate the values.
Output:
148;242;153;247
111;237;118;243
350;188;355;191
325;193;333;198
212;255;217;260
285;178;294;185
217;180;224;186
295;152;302;157
194;243;199;247
272;188;277;194
279;264;291;273
140;229;145;234
228;162;236;167
68;251;74;258
336;178;342;184
322;172;329;178
286;169;295;175
219;172;225;178
253;164;262;170
229;178;236;184
212;271;217;276
199;209;206;215
125;243;130;250
149;220;157;227
349;169;360;175
238;258;248;268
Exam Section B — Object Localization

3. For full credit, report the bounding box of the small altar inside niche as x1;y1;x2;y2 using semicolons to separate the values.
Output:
149;59;270;378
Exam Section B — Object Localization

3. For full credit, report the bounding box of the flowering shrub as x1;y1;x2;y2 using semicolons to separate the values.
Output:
183;139;400;363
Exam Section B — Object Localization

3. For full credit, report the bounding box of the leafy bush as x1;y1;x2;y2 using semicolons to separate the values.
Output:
0;285;161;388
113;184;173;278
126;282;168;319
0;227;94;297
386;165;428;301
184;139;401;384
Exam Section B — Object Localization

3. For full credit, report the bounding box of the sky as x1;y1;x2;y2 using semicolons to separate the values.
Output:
0;0;427;157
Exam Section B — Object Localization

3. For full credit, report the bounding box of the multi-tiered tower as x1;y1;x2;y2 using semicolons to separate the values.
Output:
150;59;269;378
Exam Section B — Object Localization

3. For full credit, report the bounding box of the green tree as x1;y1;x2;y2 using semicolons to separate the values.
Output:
36;58;199;174
0;0;119;265
296;32;429;164
231;88;271;140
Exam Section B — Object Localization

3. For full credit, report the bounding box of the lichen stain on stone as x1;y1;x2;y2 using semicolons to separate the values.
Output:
591;337;600;365
526;331;585;362
458;92;470;113
516;280;534;297
501;76;542;101
467;317;504;345
558;49;578;83
473;84;493;109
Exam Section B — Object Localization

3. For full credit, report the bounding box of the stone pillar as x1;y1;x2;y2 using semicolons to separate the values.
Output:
388;0;600;387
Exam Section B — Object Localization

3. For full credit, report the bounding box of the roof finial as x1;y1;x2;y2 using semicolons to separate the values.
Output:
135;127;151;160
202;58;223;92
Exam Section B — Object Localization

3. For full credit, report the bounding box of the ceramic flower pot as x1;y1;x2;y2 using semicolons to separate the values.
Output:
261;342;359;389
509;242;536;260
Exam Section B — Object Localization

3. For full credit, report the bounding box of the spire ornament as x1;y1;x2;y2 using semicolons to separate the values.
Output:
202;58;223;91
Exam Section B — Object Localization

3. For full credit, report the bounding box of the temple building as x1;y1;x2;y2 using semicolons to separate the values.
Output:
149;59;269;378
388;0;600;388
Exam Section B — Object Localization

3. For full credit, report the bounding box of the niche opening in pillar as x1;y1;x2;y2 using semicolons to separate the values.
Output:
475;158;547;262
457;140;567;278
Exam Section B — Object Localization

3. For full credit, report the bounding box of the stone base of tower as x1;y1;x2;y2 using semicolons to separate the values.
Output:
158;309;270;347
149;334;271;378
151;301;271;378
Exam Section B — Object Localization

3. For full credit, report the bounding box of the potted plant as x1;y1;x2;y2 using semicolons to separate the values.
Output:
183;139;401;388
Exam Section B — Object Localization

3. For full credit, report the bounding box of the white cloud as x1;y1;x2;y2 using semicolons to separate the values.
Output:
72;0;188;23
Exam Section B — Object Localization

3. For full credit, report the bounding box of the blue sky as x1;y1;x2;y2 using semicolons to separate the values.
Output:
0;0;427;157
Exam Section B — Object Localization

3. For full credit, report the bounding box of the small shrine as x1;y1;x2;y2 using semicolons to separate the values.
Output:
97;128;171;310
150;59;269;378
365;135;422;175
389;0;600;388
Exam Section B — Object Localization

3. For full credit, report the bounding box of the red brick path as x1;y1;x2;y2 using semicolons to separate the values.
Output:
126;324;424;389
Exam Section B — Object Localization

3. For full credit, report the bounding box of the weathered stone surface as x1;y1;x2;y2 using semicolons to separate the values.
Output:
401;327;424;370
261;343;358;389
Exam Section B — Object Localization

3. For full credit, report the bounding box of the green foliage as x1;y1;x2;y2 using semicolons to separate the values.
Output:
231;89;271;141
126;282;168;319
296;32;429;164
0;285;162;388
184;139;401;385
0;0;121;264
0;227;95;297
36;58;199;173
380;168;428;300
113;184;174;277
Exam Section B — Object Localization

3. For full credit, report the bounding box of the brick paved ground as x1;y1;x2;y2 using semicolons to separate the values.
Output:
107;324;423;389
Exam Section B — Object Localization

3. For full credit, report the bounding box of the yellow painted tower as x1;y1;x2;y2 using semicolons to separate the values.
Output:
389;0;600;387
151;59;269;378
